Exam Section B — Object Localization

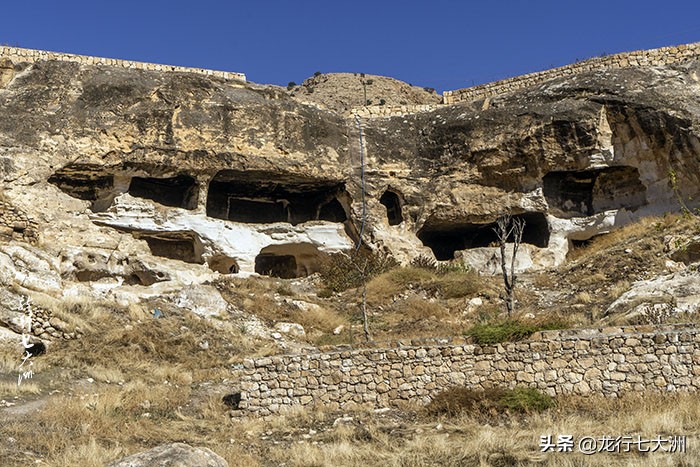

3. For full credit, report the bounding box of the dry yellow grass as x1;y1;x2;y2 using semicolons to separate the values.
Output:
1;291;698;467
4;389;698;466
0;380;41;397
575;291;593;304
1;214;699;466
259;392;700;467
0;345;21;373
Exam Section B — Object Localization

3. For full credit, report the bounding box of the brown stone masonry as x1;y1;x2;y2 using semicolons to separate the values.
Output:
0;46;246;82
443;42;700;104
0;198;38;243
234;324;700;416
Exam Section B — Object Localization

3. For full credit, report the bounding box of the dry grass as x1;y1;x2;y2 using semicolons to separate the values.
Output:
216;275;348;340
28;293;112;334
6;391;695;467
85;365;125;384
522;213;700;327
0;344;21;373
566;216;669;261
250;392;700;467
0;293;698;466
367;267;484;305
0;380;41;397
1;214;699;465
575;291;593;304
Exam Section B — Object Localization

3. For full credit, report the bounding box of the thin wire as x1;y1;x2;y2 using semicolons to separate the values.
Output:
353;113;367;252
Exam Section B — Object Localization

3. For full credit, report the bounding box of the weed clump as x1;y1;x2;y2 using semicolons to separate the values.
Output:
466;318;566;344
427;386;555;417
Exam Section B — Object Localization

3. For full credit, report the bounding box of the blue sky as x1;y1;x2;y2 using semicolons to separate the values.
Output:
2;1;700;92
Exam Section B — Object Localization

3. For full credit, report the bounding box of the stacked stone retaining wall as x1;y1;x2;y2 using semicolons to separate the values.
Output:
0;46;246;82
235;324;700;416
443;42;700;104
0;198;38;243
350;104;441;119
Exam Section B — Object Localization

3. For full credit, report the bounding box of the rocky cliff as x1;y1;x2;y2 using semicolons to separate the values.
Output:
1;45;699;342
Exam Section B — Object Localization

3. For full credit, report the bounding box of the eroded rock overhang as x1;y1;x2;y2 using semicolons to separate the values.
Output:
4;55;700;280
48;163;356;277
360;71;700;271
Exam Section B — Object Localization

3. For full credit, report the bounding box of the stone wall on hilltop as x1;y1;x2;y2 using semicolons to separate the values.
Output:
443;42;700;104
0;46;246;82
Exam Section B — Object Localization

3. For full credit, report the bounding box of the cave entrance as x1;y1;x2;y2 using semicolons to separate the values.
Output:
254;243;324;278
380;189;403;226
319;198;347;222
134;231;204;264
206;170;348;225
543;166;646;218
48;165;116;211
417;212;550;261
227;199;288;223
128;175;198;210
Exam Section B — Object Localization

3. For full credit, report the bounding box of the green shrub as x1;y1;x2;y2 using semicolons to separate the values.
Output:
287;81;296;90
466;318;566;344
426;386;554;416
499;387;555;412
436;261;472;275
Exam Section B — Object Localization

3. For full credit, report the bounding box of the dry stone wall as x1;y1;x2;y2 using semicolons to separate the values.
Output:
0;198;38;243
234;324;700;416
350;104;441;119
444;42;700;104
0;46;246;82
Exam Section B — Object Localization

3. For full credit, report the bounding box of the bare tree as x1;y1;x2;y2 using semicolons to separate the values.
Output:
350;255;372;342
494;213;525;316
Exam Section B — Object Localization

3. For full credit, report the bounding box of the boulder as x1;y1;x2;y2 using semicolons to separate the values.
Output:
666;235;700;265
107;443;228;467
274;322;306;338
605;268;700;322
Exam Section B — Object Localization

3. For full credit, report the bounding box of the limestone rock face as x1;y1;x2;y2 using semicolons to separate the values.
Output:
0;49;699;334
605;268;700;321
107;443;228;467
361;64;700;267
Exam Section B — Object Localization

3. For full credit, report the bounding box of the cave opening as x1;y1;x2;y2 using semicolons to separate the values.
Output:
417;212;550;261
206;170;348;225
380;189;403;226
48;165;116;211
543;166;646;218
319;198;348;222
134;231;204;264
74;268;166;286
254;243;324;278
128;175;198;210
227;198;288;223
